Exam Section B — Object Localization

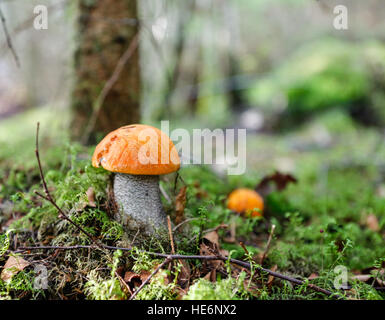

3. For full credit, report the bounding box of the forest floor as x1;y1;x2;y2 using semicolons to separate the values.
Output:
0;107;384;300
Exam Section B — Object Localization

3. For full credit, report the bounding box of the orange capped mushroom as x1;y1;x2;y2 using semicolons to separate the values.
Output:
92;124;180;175
227;188;264;217
92;124;180;236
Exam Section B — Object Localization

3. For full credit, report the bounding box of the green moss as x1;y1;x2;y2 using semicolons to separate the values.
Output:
184;272;249;300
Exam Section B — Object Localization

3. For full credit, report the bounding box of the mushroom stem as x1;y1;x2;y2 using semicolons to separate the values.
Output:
113;173;168;235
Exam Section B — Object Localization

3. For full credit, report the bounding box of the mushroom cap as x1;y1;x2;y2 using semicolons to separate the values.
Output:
227;188;264;217
92;124;180;175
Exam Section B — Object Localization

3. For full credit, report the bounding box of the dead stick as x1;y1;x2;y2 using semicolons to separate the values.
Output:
35;123;100;247
35;191;97;243
159;184;172;204
173;217;201;232
167;216;175;254
16;244;341;299
261;224;276;266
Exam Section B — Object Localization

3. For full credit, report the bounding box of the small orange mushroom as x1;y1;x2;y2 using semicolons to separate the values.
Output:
227;188;264;217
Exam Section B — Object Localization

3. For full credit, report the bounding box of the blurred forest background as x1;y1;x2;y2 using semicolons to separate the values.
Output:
1;0;385;205
1;0;385;139
0;0;385;300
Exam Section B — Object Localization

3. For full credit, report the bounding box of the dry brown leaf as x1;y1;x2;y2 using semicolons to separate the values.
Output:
1;256;30;282
124;271;141;283
199;243;222;272
176;259;191;288
366;214;380;232
175;186;187;225
203;269;217;282
219;249;229;257
308;273;319;280
86;187;96;207
123;270;151;294
267;264;278;288
124;270;151;283
199;229;227;278
255;171;297;197
193;182;208;199
203;230;219;248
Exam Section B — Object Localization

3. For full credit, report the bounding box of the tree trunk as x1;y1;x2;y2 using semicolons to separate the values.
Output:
71;0;140;144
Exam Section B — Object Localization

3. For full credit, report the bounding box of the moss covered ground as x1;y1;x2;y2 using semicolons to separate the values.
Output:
0;107;384;300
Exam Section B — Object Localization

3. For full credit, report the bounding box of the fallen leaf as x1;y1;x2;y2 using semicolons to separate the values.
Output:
199;229;224;277
123;270;151;294
366;214;380;232
175;186;187;226
1;256;30;282
203;269;217;282
267;265;278;289
193;182;208;199
255;171;297;197
176;259;191;289
203;230;220;248
86;187;96;207
124;270;151;284
308;273;319;280
219;249;229;257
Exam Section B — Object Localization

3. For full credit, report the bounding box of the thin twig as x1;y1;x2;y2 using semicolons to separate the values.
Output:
15;244;341;299
203;223;229;234
159;184;172;204
260;224;276;266
173;217;201;232
35;191;97;242
0;4;20;67
239;241;249;255
129;256;172;300
167;216;175;254
35;123;100;247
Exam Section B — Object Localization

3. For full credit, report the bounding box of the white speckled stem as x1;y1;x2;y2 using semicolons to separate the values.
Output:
113;173;168;235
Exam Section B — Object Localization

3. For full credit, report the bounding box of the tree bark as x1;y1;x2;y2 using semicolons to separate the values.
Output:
71;0;140;144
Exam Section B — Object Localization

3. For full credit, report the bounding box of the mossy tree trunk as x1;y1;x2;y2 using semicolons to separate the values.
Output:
71;0;140;144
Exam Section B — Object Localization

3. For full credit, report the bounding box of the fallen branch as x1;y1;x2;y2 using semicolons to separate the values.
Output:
35;123;102;248
173;217;201;232
16;244;341;299
167;216;175;254
260;224;276;266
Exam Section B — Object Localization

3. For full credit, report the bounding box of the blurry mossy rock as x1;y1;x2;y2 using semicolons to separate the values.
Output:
248;38;385;130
